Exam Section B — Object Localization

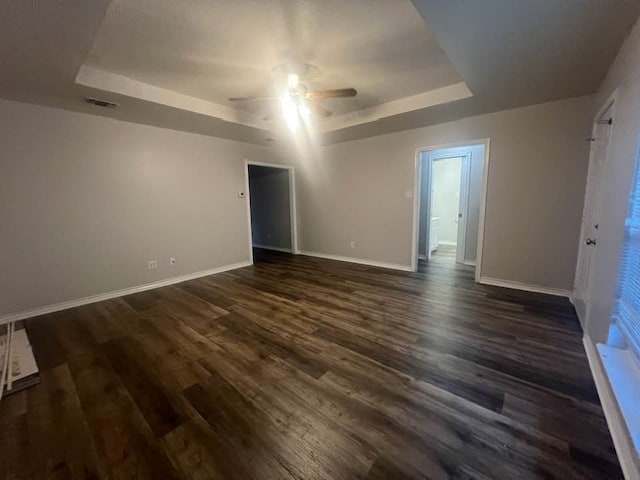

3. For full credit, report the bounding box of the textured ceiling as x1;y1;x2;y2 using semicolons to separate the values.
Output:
0;0;274;145
0;0;110;105
322;0;640;144
412;0;640;106
0;1;638;145
85;0;462;117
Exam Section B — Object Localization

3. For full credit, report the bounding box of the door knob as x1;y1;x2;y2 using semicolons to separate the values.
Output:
586;238;597;246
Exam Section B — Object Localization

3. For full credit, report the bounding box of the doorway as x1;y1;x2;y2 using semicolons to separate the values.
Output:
244;161;298;264
422;154;467;263
412;140;489;278
573;97;615;326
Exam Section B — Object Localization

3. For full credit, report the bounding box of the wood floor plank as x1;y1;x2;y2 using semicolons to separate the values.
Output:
25;364;106;480
162;420;238;480
25;314;67;371
183;381;301;480
194;339;383;479
5;248;622;479
102;336;184;436
0;413;29;480
502;393;619;469
57;317;182;480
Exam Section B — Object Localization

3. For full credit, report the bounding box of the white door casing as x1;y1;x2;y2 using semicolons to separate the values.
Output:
456;154;471;264
422;151;471;263
411;138;490;279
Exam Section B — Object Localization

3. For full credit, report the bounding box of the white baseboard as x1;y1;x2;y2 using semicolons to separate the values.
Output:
438;241;457;246
0;260;252;325
479;276;571;298
584;335;640;480
570;296;587;329
298;250;412;272
252;244;292;253
463;260;477;266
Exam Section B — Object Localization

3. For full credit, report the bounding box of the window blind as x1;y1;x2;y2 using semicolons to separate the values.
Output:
614;147;640;358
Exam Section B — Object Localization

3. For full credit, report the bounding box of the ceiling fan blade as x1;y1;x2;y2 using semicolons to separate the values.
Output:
308;102;333;118
228;96;279;101
305;88;357;101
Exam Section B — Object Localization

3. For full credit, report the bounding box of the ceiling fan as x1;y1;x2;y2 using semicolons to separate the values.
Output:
229;73;357;128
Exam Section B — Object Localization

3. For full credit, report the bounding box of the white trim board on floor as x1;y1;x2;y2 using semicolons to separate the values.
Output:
252;244;292;253
479;276;571;298
298;251;413;272
583;335;640;480
570;296;587;329
0;260;252;325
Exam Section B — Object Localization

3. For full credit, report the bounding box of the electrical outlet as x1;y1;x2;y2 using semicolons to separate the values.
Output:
350;241;356;249
169;257;176;265
147;260;158;270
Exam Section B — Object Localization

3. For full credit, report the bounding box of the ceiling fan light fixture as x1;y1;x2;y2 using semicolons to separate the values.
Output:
298;102;311;120
287;73;299;89
229;70;356;127
280;94;300;132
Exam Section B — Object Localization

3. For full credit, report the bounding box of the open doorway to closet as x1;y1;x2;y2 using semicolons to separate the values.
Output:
413;141;489;278
244;161;298;264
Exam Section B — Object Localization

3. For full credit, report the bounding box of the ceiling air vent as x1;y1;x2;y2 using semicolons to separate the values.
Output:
85;97;118;108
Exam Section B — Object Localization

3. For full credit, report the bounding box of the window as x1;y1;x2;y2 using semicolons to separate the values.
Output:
613;146;640;357
598;144;640;459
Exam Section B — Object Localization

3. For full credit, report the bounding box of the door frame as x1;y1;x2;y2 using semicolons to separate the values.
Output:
244;160;298;265
422;152;470;264
411;138;491;282
572;90;617;325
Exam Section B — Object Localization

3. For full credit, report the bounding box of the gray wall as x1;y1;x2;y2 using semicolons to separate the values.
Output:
288;95;593;290
0;99;283;316
586;18;640;344
248;166;292;251
1;92;596;316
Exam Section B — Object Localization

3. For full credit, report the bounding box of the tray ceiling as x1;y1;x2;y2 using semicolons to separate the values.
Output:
0;1;638;145
85;0;463;119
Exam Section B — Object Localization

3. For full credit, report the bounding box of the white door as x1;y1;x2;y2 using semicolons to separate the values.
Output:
573;113;612;324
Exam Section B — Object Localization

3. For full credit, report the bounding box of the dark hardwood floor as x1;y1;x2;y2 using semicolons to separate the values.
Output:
0;249;621;479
